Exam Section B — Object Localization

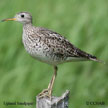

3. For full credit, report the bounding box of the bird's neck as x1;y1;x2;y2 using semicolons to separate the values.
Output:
22;23;34;44
23;23;32;29
23;23;33;34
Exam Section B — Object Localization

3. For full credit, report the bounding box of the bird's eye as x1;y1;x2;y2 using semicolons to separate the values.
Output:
21;14;24;18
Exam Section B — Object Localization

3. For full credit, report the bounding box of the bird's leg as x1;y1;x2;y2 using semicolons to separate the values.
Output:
47;66;57;97
38;66;58;99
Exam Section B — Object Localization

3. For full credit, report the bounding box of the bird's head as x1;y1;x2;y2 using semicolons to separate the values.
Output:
2;12;32;24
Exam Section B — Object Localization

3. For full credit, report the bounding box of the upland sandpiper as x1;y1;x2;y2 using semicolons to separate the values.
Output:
2;12;102;99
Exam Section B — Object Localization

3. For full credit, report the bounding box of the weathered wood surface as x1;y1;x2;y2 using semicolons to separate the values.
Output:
36;90;70;108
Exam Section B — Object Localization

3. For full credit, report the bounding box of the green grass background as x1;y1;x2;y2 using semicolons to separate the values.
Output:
0;0;108;108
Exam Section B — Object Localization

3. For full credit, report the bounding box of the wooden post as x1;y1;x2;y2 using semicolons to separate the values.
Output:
36;90;70;108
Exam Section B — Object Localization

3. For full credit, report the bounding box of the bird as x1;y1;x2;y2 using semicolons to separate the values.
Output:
2;12;102;99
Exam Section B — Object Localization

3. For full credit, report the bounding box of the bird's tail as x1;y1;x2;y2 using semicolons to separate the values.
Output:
89;56;105;64
74;47;105;64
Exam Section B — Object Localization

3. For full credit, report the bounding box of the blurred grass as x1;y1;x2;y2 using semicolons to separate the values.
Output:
0;0;108;108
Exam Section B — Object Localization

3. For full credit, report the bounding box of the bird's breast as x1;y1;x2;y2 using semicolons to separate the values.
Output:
22;33;62;65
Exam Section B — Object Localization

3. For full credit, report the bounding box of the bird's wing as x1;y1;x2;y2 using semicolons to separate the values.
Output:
33;27;98;61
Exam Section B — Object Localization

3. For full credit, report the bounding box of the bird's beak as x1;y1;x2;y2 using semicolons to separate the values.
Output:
1;18;16;22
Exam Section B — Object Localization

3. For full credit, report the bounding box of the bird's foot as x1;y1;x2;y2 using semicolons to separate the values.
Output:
38;88;52;100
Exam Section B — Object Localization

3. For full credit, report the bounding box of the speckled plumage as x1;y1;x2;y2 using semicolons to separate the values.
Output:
22;23;98;65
